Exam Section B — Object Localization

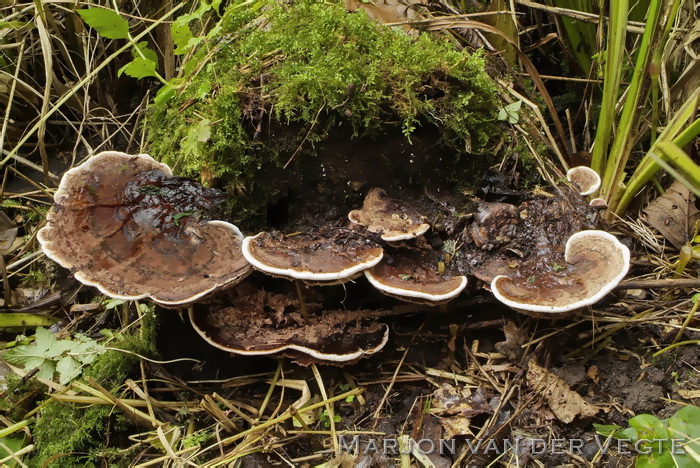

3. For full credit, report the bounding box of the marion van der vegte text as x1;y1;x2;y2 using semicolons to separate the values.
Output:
337;435;688;456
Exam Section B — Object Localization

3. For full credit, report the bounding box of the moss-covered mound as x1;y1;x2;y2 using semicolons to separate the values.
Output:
145;0;499;227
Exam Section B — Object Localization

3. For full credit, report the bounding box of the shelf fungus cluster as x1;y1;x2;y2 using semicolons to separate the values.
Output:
41;153;631;362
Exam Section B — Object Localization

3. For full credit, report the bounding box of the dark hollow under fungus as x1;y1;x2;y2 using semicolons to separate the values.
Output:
188;282;389;364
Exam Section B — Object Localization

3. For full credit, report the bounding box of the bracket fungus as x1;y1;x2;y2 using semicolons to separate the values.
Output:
241;230;383;284
189;284;389;363
566;166;601;196
365;250;468;304
38;151;251;306
348;188;430;241
490;230;630;316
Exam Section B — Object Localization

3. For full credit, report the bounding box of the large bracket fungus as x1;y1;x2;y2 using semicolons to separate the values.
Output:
241;230;383;284
348;188;430;241
490;230;630;316
188;283;389;363
38;151;251;306
365;249;468;304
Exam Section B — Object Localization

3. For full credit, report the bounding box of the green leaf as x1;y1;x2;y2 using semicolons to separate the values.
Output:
56;356;82;385
154;79;183;106
45;340;74;359
173;211;194;226
0;433;28;465
103;299;125;310
34;327;56;353
3;345;46;370
497;100;522;124
35;360;56;381
119;57;158;79
77;8;129;40
668;406;700;467
593;423;622;436
171;21;193;55
134;41;159;64
629;414;668;440
183;118;211;157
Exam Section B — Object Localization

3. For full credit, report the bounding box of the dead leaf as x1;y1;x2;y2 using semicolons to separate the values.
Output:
430;384;492;439
494;321;528;360
0;211;18;252
643;181;700;250
678;389;700;399
526;360;599;423
587;365;600;384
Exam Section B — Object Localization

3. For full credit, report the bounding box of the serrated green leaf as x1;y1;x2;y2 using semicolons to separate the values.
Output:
35;360;56;381
77;8;129;40
34;327;56;353
56;356;82;385
3;345;45;369
134;41;159;64
171;21;193;55
45;340;74;358
183;119;211;157
119;57;158;79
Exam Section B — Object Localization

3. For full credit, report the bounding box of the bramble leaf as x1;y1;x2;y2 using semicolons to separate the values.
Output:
77;8;129;40
119;57;158;79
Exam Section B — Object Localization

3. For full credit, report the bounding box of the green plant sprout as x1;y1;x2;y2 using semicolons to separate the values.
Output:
594;406;700;467
2;327;105;385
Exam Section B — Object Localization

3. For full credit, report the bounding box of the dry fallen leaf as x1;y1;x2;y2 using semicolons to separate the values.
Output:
430;384;492;439
587;365;600;384
495;321;528;360
526;360;599;423
678;389;700;400
0;211;18;252
643;181;700;250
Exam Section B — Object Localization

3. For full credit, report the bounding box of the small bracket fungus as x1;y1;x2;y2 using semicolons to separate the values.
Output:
348;188;430;241
365;250;468;304
241;230;383;283
589;198;608;209
490;230;630;316
566;166;601;196
38;151;251;306
189;284;389;363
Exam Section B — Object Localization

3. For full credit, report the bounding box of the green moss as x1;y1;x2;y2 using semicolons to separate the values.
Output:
28;313;158;467
145;0;499;226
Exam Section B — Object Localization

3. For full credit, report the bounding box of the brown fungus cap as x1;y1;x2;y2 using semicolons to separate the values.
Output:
491;230;630;316
566;166;601;196
188;283;389;363
38;151;251;306
348;188;430;241
365;249;467;304
242;230;383;283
